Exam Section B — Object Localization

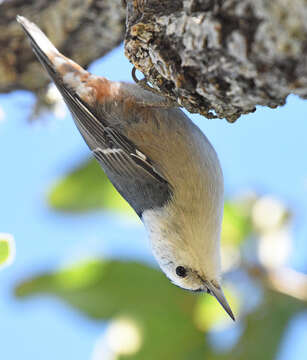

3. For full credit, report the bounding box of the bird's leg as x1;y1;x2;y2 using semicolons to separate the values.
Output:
131;67;179;108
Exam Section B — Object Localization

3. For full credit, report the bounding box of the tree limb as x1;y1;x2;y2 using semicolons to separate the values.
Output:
247;265;307;302
2;0;307;123
0;0;126;94
125;0;307;122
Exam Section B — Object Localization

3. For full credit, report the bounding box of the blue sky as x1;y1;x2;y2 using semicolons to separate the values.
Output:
0;43;306;359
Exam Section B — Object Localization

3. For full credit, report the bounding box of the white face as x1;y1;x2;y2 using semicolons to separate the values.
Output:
151;241;220;294
148;228;234;320
158;259;210;292
142;208;221;292
142;208;235;321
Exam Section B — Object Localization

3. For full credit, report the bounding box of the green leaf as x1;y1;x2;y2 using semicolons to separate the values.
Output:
48;158;135;216
221;201;253;246
15;259;307;359
0;240;9;265
0;233;15;268
214;290;307;360
194;284;240;331
16;259;207;359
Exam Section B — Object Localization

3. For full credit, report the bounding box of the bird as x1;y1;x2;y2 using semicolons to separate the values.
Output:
17;15;234;320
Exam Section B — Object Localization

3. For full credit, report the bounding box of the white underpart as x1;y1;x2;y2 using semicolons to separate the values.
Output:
63;72;93;99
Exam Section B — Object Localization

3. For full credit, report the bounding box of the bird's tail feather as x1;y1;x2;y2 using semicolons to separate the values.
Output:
17;15;103;150
17;16;89;88
16;15;61;79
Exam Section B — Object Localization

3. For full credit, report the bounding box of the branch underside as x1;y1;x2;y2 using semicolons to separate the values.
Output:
1;0;306;122
125;0;307;122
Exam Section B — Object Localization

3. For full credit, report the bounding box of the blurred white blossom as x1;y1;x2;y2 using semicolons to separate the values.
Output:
106;317;142;355
252;196;287;232
91;317;142;360
221;244;241;272
92;335;116;360
233;189;258;207
258;226;292;268
46;83;67;118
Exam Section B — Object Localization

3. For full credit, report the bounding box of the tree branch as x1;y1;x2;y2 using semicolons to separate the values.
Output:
125;0;307;122
247;265;307;302
0;0;126;94
2;0;307;123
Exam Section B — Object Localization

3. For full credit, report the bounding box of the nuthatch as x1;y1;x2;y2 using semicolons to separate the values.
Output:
17;16;234;320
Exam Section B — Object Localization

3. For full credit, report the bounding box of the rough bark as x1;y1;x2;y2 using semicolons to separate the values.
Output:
125;0;307;122
0;0;126;95
1;0;307;122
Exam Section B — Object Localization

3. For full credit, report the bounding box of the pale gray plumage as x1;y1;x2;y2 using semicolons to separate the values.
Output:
17;15;235;320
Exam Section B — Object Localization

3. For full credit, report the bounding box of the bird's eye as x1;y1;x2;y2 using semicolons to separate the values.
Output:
175;266;187;278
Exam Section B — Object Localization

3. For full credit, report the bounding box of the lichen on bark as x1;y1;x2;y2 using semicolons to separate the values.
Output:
1;0;307;122
125;0;307;122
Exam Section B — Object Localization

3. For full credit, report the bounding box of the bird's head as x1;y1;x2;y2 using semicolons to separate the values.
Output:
154;248;234;321
142;204;235;321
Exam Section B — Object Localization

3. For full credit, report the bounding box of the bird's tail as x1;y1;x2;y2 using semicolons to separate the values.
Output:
17;15;109;150
17;16;93;98
18;16;65;79
17;16;57;58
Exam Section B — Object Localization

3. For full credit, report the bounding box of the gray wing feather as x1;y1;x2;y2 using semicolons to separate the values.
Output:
93;148;154;179
62;89;172;216
93;148;171;216
20;19;172;216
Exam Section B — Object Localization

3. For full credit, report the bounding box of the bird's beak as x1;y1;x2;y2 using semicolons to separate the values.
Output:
205;281;235;321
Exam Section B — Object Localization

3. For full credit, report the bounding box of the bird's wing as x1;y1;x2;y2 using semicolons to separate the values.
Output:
59;84;172;216
18;16;172;216
58;83;169;186
68;96;172;216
